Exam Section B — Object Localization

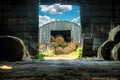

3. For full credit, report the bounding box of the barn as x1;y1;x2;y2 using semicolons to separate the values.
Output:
39;21;82;54
1;0;120;79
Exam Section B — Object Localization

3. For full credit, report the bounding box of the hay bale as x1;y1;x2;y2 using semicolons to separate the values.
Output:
63;46;73;54
55;47;63;55
76;42;81;48
50;35;56;42
111;42;120;61
50;42;59;48
0;35;31;61
39;43;47;50
55;36;65;44
55;34;63;38
68;42;76;50
59;42;68;48
49;47;56;54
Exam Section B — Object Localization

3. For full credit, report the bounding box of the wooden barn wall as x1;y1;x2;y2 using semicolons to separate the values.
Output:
39;21;81;44
80;0;120;56
0;0;39;55
1;0;120;57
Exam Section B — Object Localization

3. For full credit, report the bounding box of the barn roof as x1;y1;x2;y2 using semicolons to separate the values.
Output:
39;21;81;29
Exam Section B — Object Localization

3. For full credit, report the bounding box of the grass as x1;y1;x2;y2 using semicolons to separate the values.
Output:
37;47;83;60
68;47;82;58
37;51;46;60
37;49;56;60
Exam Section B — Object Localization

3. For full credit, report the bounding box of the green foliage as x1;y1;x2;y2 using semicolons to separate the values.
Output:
37;50;56;60
77;47;82;58
37;51;46;60
37;48;82;60
44;49;56;57
68;47;82;58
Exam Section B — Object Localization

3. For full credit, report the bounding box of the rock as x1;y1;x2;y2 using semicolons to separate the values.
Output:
108;26;120;42
97;40;114;60
111;42;120;61
97;25;120;60
0;35;31;61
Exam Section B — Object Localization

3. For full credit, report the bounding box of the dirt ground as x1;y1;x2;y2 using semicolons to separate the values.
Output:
0;58;120;80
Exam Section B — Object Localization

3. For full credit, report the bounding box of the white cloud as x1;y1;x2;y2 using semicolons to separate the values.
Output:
71;16;80;25
39;15;56;27
40;4;72;14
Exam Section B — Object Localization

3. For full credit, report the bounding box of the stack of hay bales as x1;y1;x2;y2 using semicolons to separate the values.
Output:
97;25;120;61
50;34;80;55
39;43;47;52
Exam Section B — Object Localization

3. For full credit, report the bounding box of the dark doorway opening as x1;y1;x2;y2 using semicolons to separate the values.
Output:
51;30;71;42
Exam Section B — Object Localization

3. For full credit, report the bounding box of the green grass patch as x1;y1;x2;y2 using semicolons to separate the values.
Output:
37;50;56;60
37;51;46;60
37;47;83;60
68;47;82;58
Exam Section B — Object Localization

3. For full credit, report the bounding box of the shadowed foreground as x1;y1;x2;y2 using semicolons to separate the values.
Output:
0;60;120;80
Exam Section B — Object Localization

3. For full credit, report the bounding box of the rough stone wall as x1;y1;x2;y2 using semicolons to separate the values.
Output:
0;0;39;56
1;0;120;57
80;0;120;56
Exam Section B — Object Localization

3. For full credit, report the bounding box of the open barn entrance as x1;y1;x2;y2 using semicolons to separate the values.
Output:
38;3;81;60
38;21;82;60
51;30;71;42
50;30;72;55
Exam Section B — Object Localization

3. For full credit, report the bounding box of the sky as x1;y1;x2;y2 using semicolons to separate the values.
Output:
39;4;80;27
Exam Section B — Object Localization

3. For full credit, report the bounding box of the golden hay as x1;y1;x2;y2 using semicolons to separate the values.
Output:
76;42;81;48
63;46;73;54
50;42;59;48
55;47;63;54
50;35;56;42
39;43;47;50
59;42;68;48
55;36;65;44
49;47;55;54
68;42;76;50
55;34;63;38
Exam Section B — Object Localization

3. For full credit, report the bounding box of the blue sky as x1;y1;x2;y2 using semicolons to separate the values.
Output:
39;4;80;27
